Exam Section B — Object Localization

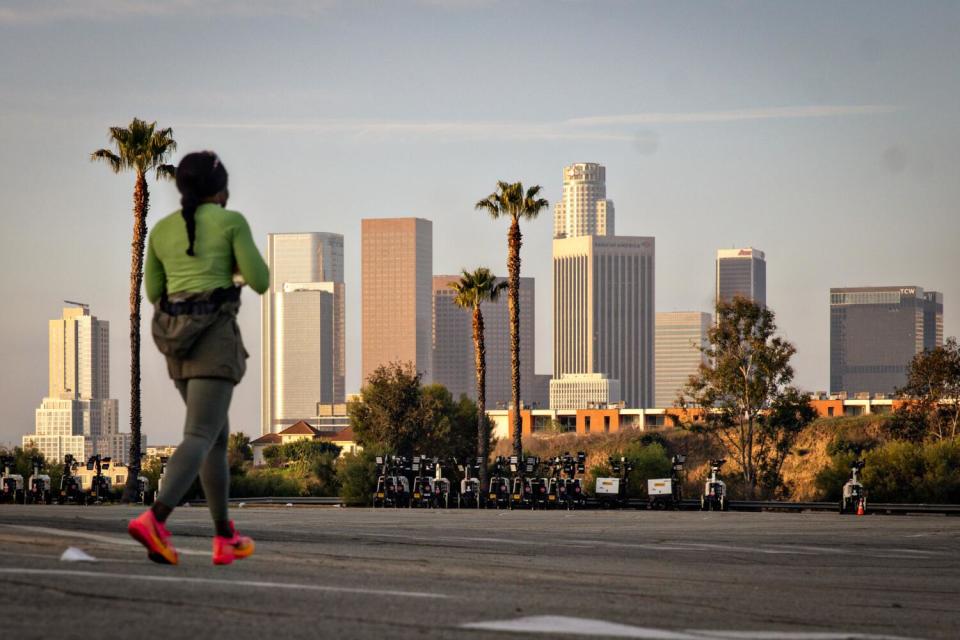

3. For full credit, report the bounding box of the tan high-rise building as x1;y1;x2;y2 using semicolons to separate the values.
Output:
362;218;433;385
432;275;536;407
655;311;711;408
553;162;615;239
553;235;655;408
261;233;345;434
25;305;130;464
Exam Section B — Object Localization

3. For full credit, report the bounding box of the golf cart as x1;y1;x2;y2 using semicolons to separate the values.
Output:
26;456;52;504
839;460;867;515
486;456;510;509
58;454;83;504
648;454;685;510
1;455;24;504
595;456;635;509
700;459;728;511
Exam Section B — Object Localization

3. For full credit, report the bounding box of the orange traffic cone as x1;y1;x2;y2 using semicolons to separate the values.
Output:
856;500;865;516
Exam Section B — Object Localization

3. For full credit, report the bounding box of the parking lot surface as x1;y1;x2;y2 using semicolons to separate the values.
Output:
0;506;957;639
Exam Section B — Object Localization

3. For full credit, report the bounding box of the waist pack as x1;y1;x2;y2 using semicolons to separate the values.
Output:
151;287;240;359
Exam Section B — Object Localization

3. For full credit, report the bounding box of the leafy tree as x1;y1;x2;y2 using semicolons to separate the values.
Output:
91;118;176;502
255;440;341;496
350;362;427;455
337;450;380;506
756;387;818;498
475;181;549;472
451;267;506;491
228;432;253;474
350;362;479;460
892;337;960;442
681;296;814;499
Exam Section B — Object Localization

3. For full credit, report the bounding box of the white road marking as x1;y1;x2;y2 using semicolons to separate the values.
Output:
461;616;915;640
0;524;209;556
0;568;449;599
60;547;97;562
345;530;939;560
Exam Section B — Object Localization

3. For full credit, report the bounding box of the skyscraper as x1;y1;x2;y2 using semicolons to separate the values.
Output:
553;162;615;239
432;275;535;407
716;248;766;307
261;233;345;435
362;218;433;385
553;234;655;408
432;275;472;401
655;311;711;408
830;286;944;396
25;305;127;463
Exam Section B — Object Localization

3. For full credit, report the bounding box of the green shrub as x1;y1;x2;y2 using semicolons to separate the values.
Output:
337;450;380;506
817;437;960;503
230;468;305;498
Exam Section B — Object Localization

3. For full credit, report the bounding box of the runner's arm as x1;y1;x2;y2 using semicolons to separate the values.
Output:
144;232;166;304
232;215;270;294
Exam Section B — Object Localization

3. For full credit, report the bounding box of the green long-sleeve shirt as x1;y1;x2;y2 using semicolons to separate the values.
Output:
145;203;269;304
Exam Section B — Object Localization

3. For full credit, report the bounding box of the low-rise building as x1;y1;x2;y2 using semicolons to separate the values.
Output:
249;420;361;466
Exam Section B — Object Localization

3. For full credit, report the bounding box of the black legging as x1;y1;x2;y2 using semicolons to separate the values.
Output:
156;378;233;522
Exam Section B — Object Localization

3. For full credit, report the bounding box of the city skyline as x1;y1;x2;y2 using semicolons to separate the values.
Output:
1;1;959;446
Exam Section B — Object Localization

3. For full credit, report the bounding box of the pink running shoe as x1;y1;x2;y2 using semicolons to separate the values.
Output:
212;521;255;566
128;510;179;565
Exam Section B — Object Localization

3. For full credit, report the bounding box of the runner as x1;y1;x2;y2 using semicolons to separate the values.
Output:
127;151;269;566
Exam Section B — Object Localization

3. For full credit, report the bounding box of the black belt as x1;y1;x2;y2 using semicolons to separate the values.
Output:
160;287;240;317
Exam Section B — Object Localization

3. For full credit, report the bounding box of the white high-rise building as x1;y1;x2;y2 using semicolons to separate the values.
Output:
553;234;655;408
261;233;345;435
553;163;615;239
549;373;621;410
24;305;129;464
655;311;711;408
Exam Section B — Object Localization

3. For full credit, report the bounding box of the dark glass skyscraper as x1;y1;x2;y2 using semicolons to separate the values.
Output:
716;248;766;307
830;286;944;396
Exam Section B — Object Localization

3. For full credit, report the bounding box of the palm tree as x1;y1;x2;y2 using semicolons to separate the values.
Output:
475;181;549;471
451;267;507;491
91;118;176;502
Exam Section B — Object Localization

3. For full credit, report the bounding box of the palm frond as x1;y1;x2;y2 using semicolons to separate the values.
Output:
90;148;123;173
155;164;176;181
94;118;177;178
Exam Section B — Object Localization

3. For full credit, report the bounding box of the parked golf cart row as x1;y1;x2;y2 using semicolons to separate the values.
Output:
0;454;154;505
373;452;589;510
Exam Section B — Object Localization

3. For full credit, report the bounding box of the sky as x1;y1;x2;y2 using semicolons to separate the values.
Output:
1;0;958;447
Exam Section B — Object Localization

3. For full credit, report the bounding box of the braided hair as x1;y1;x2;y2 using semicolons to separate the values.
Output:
175;151;228;256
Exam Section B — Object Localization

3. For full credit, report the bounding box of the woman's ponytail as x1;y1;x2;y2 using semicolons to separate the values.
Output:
181;193;199;256
174;151;229;258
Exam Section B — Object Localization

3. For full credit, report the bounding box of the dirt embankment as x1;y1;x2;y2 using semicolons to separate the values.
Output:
493;415;893;500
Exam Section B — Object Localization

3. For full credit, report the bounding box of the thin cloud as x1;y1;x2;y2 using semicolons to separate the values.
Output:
0;0;337;24
179;105;901;142
566;105;901;126
179;119;635;142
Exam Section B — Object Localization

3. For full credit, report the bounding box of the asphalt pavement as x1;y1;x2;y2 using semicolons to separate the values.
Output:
0;505;957;639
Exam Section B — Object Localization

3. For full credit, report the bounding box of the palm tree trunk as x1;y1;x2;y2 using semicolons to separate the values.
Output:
123;171;148;502
473;305;489;491
507;217;523;473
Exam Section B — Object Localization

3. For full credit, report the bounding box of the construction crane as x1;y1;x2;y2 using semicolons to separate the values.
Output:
63;300;89;310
